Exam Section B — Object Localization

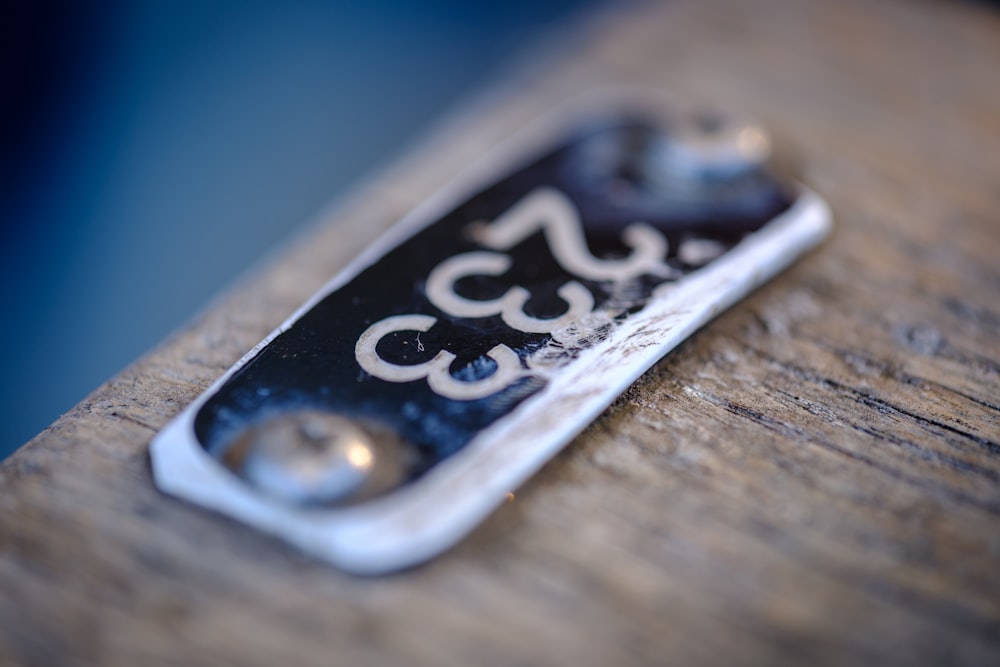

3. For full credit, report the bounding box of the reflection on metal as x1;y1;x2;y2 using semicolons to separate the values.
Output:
225;411;407;506
659;111;772;180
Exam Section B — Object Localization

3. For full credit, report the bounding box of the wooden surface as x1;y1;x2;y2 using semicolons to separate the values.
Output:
3;0;999;664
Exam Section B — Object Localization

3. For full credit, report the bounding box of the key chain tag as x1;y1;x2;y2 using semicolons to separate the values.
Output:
151;89;832;574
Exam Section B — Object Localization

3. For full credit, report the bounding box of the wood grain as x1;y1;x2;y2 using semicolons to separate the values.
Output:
2;0;999;664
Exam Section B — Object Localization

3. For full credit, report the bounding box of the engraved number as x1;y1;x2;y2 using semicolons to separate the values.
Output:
355;315;524;401
355;187;671;400
470;187;670;281
426;251;594;334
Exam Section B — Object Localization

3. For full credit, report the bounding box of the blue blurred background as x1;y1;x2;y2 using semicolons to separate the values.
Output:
0;0;596;459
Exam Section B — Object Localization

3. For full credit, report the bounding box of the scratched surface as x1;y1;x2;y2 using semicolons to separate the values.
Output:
2;0;999;665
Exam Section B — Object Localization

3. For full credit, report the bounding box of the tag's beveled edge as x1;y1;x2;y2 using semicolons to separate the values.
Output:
150;89;833;574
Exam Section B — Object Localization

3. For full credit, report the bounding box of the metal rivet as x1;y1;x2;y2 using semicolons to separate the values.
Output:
233;411;379;505
660;111;772;180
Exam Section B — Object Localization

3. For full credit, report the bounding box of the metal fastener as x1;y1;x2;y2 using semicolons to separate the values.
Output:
225;410;409;506
658;110;772;181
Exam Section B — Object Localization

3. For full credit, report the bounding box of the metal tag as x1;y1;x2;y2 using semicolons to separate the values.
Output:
151;91;831;573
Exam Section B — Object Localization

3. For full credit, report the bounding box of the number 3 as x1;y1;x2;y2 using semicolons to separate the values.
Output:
426;251;594;334
355;315;525;401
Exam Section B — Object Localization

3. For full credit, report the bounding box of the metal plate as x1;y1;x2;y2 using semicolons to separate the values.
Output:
151;90;832;573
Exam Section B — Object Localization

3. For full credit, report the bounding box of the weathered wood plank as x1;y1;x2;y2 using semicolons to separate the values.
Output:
2;0;999;665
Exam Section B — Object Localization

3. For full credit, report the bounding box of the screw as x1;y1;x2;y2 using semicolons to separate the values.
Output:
659;110;772;181
234;411;379;505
